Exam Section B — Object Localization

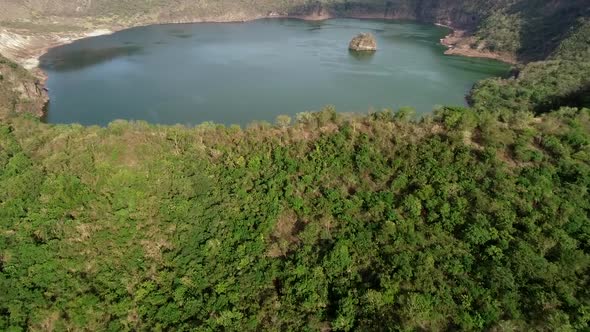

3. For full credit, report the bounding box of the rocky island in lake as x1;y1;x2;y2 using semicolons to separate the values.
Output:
349;33;377;52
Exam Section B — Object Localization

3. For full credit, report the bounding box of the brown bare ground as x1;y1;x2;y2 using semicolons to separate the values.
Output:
441;29;517;64
267;209;303;257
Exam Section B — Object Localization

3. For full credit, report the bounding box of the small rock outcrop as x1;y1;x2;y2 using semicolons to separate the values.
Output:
349;33;377;52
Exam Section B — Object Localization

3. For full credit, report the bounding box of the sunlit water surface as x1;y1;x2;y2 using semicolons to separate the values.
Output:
40;19;510;126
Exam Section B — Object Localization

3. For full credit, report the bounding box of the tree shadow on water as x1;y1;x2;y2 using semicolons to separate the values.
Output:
39;45;144;72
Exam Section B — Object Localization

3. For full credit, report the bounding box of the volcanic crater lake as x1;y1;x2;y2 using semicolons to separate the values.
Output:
40;19;510;126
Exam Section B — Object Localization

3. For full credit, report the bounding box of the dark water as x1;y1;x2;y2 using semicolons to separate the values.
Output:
40;19;510;126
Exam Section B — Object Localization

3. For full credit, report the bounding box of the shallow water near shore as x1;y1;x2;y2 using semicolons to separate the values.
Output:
40;18;510;126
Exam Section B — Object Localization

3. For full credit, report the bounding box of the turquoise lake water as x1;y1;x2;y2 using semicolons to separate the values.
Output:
40;19;510;126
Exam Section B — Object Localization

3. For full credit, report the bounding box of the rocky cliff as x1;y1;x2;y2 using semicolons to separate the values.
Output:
0;54;47;119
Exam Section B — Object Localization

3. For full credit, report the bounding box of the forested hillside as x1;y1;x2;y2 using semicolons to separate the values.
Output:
1;0;590;331
469;18;590;115
1;106;589;331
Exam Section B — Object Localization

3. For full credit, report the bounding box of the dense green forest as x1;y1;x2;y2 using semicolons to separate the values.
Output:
1;0;590;331
1;105;589;331
469;18;590;116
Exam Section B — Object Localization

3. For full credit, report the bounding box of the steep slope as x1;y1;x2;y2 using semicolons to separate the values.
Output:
1;106;589;331
469;18;590;115
0;54;47;119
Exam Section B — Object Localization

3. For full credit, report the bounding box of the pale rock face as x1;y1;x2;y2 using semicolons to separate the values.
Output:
348;33;377;52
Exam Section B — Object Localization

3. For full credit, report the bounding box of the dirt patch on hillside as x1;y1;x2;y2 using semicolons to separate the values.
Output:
440;29;517;64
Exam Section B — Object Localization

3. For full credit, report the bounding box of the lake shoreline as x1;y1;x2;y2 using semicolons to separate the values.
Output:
438;28;517;65
1;15;514;119
40;19;510;126
2;14;517;69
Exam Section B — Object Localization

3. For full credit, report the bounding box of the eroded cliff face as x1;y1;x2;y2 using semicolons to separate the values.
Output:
0;55;48;118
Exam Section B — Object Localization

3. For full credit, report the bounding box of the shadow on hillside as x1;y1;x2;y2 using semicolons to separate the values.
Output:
534;82;590;114
510;0;590;62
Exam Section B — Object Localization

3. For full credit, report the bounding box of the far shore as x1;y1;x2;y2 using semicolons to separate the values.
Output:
0;13;517;71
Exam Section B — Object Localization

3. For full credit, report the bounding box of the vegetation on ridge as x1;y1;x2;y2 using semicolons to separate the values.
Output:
469;17;590;116
0;0;589;331
1;106;590;331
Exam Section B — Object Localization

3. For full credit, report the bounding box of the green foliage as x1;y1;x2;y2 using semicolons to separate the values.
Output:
476;13;523;53
275;114;292;128
0;2;589;329
0;104;589;330
469;60;590;115
394;106;416;122
435;106;477;130
553;18;590;61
